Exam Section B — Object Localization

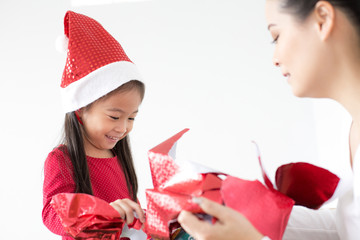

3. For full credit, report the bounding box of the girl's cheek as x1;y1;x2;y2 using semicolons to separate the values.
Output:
128;123;135;132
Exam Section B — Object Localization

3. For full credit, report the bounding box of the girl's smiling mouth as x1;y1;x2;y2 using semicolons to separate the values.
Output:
106;135;120;142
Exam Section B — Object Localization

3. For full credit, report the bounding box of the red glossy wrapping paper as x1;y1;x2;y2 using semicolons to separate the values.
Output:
51;193;142;239
146;173;223;239
145;129;224;239
275;162;340;209
145;129;340;240
221;177;294;240
254;142;340;210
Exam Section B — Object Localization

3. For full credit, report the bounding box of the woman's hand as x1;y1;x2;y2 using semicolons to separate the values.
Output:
178;197;264;240
110;198;145;225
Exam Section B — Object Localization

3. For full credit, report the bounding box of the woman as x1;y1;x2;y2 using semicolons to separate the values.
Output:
178;0;360;239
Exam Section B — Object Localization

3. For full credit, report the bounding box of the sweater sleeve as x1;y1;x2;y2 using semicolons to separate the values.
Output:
42;147;76;236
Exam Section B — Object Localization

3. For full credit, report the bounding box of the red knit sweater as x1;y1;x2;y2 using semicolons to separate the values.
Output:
42;146;131;239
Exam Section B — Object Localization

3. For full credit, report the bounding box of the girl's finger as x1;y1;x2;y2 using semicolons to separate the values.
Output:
121;199;146;223
109;201;126;219
117;200;136;224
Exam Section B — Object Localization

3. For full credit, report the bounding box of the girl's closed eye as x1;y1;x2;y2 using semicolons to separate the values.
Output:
128;117;135;121
109;116;119;120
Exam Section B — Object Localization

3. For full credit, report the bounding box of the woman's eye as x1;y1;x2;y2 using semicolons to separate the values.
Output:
128;117;135;121
271;35;279;44
110;116;119;120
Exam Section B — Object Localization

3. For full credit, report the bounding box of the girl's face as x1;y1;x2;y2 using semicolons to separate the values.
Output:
265;0;333;98
79;88;142;158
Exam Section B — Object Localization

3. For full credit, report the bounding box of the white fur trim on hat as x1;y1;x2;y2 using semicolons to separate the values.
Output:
61;61;142;113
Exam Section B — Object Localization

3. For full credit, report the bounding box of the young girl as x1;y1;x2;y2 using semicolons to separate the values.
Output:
42;11;146;239
178;0;360;240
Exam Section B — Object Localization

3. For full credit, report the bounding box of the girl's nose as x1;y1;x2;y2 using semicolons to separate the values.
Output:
115;121;127;135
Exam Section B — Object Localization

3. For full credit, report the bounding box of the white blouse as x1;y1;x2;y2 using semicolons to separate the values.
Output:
283;121;360;240
336;143;360;239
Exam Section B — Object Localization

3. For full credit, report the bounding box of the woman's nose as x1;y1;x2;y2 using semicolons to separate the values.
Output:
273;57;280;67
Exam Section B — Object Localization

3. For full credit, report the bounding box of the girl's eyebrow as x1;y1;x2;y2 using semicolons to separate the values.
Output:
107;108;138;114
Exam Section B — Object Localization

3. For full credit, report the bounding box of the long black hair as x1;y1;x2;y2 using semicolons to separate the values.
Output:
61;80;145;201
280;0;360;33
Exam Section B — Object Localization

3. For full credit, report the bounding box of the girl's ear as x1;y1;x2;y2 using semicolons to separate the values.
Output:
76;108;82;117
313;1;335;41
75;108;84;125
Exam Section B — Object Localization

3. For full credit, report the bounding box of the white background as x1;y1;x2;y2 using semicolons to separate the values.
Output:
0;0;352;238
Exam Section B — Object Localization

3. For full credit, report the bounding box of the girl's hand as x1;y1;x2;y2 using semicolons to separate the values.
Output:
110;198;146;225
178;197;264;240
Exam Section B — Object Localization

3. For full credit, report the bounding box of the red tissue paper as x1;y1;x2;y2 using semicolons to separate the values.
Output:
144;129;340;240
50;193;144;239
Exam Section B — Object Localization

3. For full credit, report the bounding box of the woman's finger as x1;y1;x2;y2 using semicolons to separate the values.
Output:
190;197;264;240
194;197;231;222
178;210;213;240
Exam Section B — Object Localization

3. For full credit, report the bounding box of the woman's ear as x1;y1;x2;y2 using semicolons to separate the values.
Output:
314;1;335;41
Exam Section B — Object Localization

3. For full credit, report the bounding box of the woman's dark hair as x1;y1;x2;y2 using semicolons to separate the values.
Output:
280;0;360;33
61;80;145;201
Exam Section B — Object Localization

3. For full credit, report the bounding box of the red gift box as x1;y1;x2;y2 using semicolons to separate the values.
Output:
145;129;340;240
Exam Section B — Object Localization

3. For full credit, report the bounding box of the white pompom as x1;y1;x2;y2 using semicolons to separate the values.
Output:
55;35;69;53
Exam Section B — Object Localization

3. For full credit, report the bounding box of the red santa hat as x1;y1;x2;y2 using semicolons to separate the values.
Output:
58;11;142;113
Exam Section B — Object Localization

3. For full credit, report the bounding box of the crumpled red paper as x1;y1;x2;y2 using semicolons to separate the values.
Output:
145;129;340;240
253;142;340;210
51;193;143;239
275;162;340;209
221;177;294;240
145;129;224;239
